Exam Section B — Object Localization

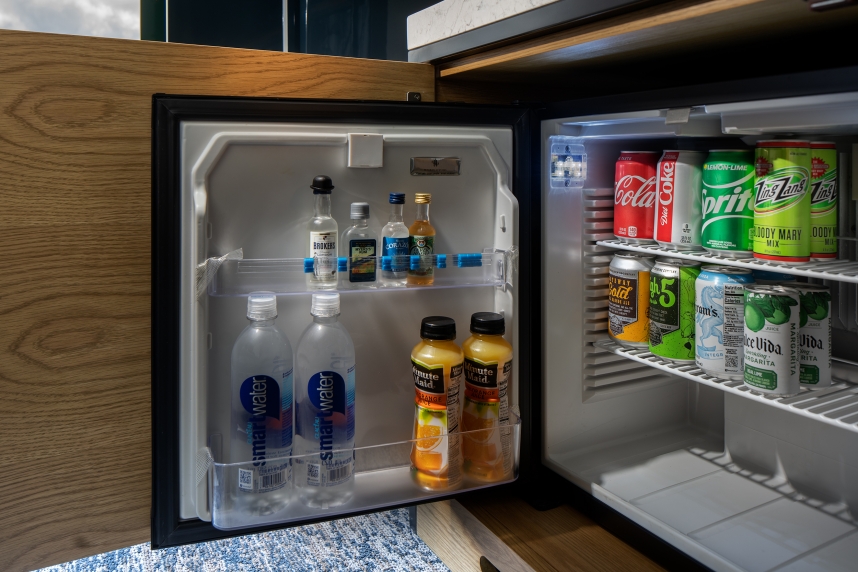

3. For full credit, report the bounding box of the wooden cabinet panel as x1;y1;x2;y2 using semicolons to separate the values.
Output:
0;29;433;572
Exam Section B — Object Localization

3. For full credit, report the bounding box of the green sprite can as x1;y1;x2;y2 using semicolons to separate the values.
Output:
753;141;811;263
649;258;701;363
743;285;800;396
702;150;755;257
810;142;838;259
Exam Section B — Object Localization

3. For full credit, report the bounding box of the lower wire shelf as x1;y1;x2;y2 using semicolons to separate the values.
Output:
205;412;521;530
594;339;858;434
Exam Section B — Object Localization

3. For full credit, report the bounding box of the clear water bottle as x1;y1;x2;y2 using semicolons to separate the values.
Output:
381;193;409;287
294;292;356;508
230;292;294;516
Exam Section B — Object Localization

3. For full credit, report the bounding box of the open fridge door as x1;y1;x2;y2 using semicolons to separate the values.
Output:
152;98;536;547
540;75;858;571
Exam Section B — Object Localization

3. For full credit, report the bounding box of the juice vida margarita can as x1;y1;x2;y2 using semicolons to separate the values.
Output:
810;142;838;259
654;150;705;250
743;285;800;396
609;253;654;348
695;266;754;380
614;151;658;243
753;141;811;263
648;258;701;363
701;150;755;257
792;284;832;389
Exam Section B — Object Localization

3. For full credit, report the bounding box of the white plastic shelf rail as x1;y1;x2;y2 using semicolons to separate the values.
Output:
595;339;858;435
595;239;858;284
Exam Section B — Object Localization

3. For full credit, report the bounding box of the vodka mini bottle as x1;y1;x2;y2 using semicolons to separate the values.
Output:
408;193;436;286
294;292;356;508
230;292;294;516
307;175;338;290
411;316;464;491
381;193;409;287
341;202;377;288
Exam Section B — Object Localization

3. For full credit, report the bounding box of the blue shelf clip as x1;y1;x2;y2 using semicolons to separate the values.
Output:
303;258;315;273
457;253;482;268
436;254;447;269
381;256;392;271
337;257;348;272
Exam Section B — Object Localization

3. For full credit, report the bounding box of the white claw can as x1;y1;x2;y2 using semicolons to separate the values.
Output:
743;285;800;396
791;284;832;389
654;150;706;250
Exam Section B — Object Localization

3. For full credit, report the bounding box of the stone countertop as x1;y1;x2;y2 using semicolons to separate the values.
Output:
407;0;560;51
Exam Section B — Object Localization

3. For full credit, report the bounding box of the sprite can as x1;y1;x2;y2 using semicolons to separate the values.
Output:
753;141;811;263
810;142;838;259
743;285;800;396
649;258;701;363
792;284;832;389
702;150;755;257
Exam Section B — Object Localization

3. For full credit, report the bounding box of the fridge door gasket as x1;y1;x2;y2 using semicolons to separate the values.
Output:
151;96;538;549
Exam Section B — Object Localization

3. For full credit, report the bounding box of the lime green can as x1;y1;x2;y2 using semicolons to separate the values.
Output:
753;141;811;263
810;142;838;259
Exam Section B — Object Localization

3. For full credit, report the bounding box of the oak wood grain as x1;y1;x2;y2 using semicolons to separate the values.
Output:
458;495;665;572
0;29;433;572
436;0;858;82
417;501;535;572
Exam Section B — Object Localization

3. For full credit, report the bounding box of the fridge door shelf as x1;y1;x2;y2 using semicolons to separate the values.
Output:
596;239;858;284
207;248;516;296
205;412;521;531
594;339;858;434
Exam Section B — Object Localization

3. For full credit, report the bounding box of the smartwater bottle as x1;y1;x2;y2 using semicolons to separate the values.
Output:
230;292;294;517
294;292;356;508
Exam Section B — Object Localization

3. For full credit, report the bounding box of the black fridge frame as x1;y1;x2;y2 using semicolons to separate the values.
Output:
151;95;540;548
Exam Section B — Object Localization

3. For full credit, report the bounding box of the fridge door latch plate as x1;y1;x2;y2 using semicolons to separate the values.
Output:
348;133;384;168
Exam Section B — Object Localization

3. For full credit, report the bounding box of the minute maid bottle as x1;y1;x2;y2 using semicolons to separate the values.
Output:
230;292;293;515
294;292;356;508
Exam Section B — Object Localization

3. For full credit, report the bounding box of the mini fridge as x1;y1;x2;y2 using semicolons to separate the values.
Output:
153;67;858;571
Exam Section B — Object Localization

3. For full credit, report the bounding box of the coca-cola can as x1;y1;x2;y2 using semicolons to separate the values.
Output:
654;150;705;250
614;151;658;243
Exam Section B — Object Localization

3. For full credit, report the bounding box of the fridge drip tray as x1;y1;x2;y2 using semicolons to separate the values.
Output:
205;412;521;530
207;248;515;296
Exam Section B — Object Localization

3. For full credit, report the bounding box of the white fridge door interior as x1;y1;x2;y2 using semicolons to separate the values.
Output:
177;122;519;524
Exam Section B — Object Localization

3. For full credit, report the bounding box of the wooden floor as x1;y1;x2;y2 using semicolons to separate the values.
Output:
458;495;665;572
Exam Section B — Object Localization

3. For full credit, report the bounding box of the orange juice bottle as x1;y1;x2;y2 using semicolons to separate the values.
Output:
410;316;463;491
461;312;513;483
407;193;435;286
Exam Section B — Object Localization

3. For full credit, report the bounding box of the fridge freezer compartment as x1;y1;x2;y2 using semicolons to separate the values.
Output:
597;240;858;284
207;248;516;296
594;339;858;435
206;412;521;530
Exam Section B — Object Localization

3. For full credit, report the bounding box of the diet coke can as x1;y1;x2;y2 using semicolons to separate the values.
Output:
654;150;705;250
614;151;658;243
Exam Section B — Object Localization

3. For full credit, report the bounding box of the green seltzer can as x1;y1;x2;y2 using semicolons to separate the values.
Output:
649;258;701;363
753;140;811;263
810;142;838;259
702;150;755;257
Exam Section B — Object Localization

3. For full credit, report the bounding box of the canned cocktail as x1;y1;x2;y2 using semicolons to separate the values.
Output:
695;266;754;380
655;150;705;250
649;258;701;363
609;253;654;348
810;142;838;259
614;151;658;243
792;284;832;389
702;150;755;257
753;141;811;263
743;285;800;396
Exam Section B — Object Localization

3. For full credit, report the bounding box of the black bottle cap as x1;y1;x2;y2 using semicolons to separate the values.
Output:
311;175;334;194
470;312;505;335
420;316;456;341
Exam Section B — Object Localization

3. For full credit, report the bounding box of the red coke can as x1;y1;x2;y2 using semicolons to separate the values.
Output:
614;151;658;243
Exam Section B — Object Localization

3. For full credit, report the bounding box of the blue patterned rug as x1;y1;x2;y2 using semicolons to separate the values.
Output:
39;509;449;572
